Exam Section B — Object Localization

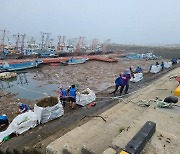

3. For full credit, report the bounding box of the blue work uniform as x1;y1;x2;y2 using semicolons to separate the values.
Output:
60;88;67;107
111;75;122;94
19;104;29;112
60;89;67;98
115;76;122;86
0;115;9;126
69;87;76;102
161;62;164;70
120;73;131;94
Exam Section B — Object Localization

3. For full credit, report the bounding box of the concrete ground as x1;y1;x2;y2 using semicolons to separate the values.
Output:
46;67;180;154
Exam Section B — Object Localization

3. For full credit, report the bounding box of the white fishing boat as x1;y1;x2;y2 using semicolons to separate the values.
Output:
67;57;89;65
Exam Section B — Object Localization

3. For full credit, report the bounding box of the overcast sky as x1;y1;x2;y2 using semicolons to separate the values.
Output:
0;0;180;45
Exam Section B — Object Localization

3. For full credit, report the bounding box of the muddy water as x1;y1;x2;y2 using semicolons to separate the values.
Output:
0;72;59;100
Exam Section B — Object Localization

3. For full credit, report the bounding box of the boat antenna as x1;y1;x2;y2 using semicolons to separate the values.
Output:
0;29;8;55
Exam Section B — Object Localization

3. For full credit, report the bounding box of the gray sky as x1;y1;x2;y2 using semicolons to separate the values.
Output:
0;0;180;45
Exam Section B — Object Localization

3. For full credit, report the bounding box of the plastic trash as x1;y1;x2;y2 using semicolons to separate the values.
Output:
3;135;10;141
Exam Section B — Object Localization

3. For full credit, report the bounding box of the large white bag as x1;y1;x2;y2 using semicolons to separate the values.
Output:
76;88;96;106
150;65;161;73
164;62;172;68
130;73;143;82
0;110;38;142
34;98;64;124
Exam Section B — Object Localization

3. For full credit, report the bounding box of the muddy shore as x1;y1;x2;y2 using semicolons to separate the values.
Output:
0;50;179;153
0;57;164;121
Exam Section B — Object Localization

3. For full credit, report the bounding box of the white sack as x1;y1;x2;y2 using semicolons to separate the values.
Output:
150;65;161;73
0;110;38;142
76;88;96;106
164;62;172;68
34;100;64;124
130;73;143;82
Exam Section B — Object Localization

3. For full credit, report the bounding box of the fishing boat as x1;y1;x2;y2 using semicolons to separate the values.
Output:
1;60;43;71
67;57;89;65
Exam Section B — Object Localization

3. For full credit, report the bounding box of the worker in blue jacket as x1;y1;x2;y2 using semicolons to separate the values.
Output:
18;103;29;113
0;114;9;130
120;69;131;95
69;85;77;109
110;74;122;95
171;58;177;64
59;86;67;107
161;62;164;71
136;66;143;73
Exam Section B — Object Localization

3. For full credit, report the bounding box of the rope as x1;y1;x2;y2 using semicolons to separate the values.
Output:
92;87;151;105
130;98;180;109
81;115;107;122
135;99;157;107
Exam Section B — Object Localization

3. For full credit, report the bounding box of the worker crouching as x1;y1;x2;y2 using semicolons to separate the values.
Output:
0;114;9;131
120;69;131;95
18;103;29;113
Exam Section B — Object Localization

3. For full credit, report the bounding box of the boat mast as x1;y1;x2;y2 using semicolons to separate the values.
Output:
13;33;21;53
20;34;26;53
75;37;85;53
57;35;62;51
40;32;51;50
0;29;8;54
41;32;45;50
91;38;98;52
45;33;50;50
102;39;111;52
62;36;66;46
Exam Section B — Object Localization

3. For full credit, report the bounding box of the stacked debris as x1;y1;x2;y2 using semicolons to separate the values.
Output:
34;96;64;124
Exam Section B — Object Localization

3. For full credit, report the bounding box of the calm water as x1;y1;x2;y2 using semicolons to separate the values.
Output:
0;72;59;100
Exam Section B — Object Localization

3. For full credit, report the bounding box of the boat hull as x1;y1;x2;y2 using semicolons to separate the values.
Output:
2;60;43;71
68;58;88;65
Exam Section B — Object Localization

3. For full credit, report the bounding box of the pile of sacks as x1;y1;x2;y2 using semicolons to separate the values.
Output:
130;73;143;83
0;96;64;143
